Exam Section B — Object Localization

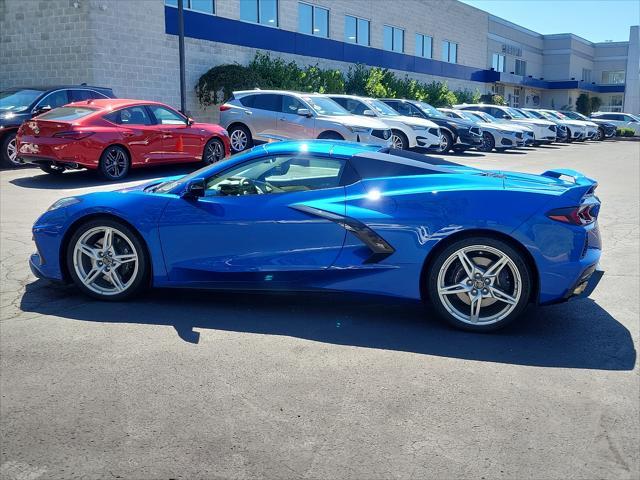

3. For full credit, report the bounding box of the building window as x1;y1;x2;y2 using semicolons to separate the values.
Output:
240;0;278;26
165;0;215;14
345;15;369;46
515;59;526;76
492;53;505;72
383;25;404;53
608;95;624;112
582;68;592;83
415;34;432;59
441;40;457;63
602;71;625;84
299;3;329;37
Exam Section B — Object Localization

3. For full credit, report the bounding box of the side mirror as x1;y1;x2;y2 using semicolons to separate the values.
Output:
363;109;376;117
503;115;512;120
182;178;205;198
297;108;312;117
187;117;195;126
34;105;52;115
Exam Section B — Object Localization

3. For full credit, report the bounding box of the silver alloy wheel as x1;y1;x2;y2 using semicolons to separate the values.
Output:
104;148;127;178
438;134;449;152
204;140;224;164
391;134;404;149
230;129;248;151
437;244;522;325
7;137;18;165
73;226;139;296
595;129;603;141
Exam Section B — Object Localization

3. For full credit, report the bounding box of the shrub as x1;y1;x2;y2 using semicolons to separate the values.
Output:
590;96;602;113
576;93;591;115
617;127;635;137
196;51;484;108
479;94;506;105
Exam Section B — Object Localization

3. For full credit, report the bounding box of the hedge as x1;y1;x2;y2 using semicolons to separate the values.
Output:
196;52;483;108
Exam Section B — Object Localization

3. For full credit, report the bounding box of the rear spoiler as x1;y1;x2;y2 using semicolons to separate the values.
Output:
542;169;598;202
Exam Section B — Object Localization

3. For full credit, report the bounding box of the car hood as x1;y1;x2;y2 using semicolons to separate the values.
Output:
480;122;519;133
513;118;555;127
494;120;533;132
383;115;439;129
321;114;389;130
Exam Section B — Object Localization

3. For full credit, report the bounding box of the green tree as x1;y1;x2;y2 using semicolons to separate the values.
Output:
576;93;591;115
590;96;602;113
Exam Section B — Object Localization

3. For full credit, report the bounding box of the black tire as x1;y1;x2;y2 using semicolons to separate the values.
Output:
228;124;253;153
595;127;604;141
390;130;409;150
66;218;149;301
1;131;20;169
566;128;573;142
426;236;532;332
438;131;454;153
478;132;495;152
317;131;344;140
99;145;130;181
40;164;65;175
202;137;225;165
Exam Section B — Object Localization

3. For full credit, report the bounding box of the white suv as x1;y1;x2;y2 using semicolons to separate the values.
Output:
455;104;557;144
327;95;441;150
219;90;392;152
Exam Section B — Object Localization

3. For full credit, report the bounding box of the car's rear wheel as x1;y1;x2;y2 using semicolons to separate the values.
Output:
203;137;225;165
40;164;65;175
390;130;408;150
426;237;531;331
99;145;130;181
1;132;20;169
478;132;495;152
228;124;253;153
66;218;148;301
437;131;453;153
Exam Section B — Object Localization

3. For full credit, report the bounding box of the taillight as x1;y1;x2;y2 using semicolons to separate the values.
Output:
53;131;94;140
219;104;232;112
547;205;597;225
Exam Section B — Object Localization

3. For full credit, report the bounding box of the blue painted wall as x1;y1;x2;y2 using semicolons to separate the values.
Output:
165;6;625;94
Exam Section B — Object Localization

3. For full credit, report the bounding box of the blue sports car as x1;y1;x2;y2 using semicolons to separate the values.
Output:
30;141;603;331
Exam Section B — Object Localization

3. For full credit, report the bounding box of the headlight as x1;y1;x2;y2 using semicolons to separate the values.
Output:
1;112;15;120
347;126;370;133
47;197;81;211
403;123;427;131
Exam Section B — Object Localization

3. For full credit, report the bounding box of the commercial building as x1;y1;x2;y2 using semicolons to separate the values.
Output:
1;0;637;121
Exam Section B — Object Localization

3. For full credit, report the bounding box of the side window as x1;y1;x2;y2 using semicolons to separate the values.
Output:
281;95;305;114
490;108;505;119
205;154;346;196
104;106;153;126
69;90;93;102
252;94;281;112
38;90;70;109
149;105;187;125
239;95;256;107
389;102;411;116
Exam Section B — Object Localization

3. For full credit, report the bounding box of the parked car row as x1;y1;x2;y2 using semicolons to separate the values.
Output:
2;85;636;179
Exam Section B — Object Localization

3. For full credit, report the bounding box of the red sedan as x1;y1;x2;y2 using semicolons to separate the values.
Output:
16;99;230;180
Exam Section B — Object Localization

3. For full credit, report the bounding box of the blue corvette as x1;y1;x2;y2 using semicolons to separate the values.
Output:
30;141;603;331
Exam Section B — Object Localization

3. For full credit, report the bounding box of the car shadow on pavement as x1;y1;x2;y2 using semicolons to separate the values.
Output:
8;164;197;190
20;279;636;371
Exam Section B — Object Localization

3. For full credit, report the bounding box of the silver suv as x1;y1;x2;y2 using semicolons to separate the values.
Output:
220;90;392;152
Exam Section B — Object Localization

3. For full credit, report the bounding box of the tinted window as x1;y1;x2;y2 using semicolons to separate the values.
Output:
38;90;70;109
38;106;96;121
350;155;435;179
331;97;368;115
252;94;281;112
69;89;107;102
239;95;256;107
205;154;345;195
105;106;153;125
149;105;187;125
489;108;506;118
281;95;304;114
391;102;422;117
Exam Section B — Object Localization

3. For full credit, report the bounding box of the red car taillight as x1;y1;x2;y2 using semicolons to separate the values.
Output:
219;104;232;112
547;205;597;225
52;131;94;140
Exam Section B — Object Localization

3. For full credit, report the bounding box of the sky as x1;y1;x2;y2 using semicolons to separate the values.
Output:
459;0;639;43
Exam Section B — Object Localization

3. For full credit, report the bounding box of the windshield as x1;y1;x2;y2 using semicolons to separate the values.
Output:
457;111;480;122
562;111;583;121
0;89;44;112
472;111;496;123
415;101;446;118
367;99;400;116
519;109;541;119
505;107;526;119
302;96;349;116
544;110;564;120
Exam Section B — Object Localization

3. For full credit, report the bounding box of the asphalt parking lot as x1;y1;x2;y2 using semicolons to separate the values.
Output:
1;140;638;479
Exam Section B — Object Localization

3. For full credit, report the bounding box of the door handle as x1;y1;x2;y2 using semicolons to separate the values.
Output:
122;131;135;137
244;110;252;115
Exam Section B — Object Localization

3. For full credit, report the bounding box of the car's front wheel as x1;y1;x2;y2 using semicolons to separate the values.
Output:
66;219;148;301
478;132;495;152
203;137;225;165
437;131;453;153
595;128;604;141
426;237;531;331
390;130;409;150
1;132;20;169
